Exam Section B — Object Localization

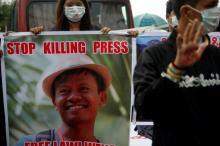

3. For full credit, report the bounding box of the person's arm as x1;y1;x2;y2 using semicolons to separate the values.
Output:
100;26;111;34
100;27;139;37
134;19;208;120
127;30;139;37
30;26;44;35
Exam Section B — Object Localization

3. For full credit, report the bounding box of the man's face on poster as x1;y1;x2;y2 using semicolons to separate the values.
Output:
53;72;107;126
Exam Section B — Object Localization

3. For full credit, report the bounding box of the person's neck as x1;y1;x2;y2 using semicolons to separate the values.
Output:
69;22;81;31
58;122;97;142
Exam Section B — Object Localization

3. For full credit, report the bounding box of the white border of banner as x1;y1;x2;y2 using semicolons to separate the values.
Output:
3;30;132;37
1;33;9;146
2;31;133;146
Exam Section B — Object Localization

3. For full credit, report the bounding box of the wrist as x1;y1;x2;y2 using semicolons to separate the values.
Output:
173;61;187;70
166;62;186;81
172;62;187;72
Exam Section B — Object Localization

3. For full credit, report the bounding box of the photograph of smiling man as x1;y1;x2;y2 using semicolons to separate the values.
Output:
2;32;132;146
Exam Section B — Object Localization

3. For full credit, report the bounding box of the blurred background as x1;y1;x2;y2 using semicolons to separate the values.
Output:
0;0;169;32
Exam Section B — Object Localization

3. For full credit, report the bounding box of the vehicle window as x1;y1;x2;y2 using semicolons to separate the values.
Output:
28;2;56;31
90;2;129;30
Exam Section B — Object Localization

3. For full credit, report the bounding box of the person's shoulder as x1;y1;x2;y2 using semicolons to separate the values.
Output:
15;134;36;146
142;40;170;55
206;44;220;54
15;129;56;146
208;44;220;50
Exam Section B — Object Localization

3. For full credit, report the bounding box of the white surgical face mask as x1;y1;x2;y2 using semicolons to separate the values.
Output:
64;5;86;22
171;16;178;27
201;6;220;33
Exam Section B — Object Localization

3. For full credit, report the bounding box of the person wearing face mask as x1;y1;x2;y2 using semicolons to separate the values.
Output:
30;0;111;34
184;4;220;34
30;0;138;36
166;0;178;32
166;0;176;32
133;0;220;146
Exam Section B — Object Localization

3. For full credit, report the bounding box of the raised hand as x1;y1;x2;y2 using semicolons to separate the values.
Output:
174;19;208;69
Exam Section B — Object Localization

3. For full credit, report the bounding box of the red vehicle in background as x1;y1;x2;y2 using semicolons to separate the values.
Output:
9;0;134;31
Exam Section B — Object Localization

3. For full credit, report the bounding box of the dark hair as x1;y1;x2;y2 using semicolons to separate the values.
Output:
166;0;173;16
56;0;92;30
173;0;198;19
216;22;220;32
51;68;106;100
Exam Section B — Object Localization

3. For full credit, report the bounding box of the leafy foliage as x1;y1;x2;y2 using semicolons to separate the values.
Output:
4;34;132;146
0;1;14;31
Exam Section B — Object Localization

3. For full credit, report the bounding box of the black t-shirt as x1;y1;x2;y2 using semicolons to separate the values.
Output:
134;30;220;146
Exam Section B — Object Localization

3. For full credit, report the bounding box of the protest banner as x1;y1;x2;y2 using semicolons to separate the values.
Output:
3;31;220;146
2;31;132;146
209;32;220;47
